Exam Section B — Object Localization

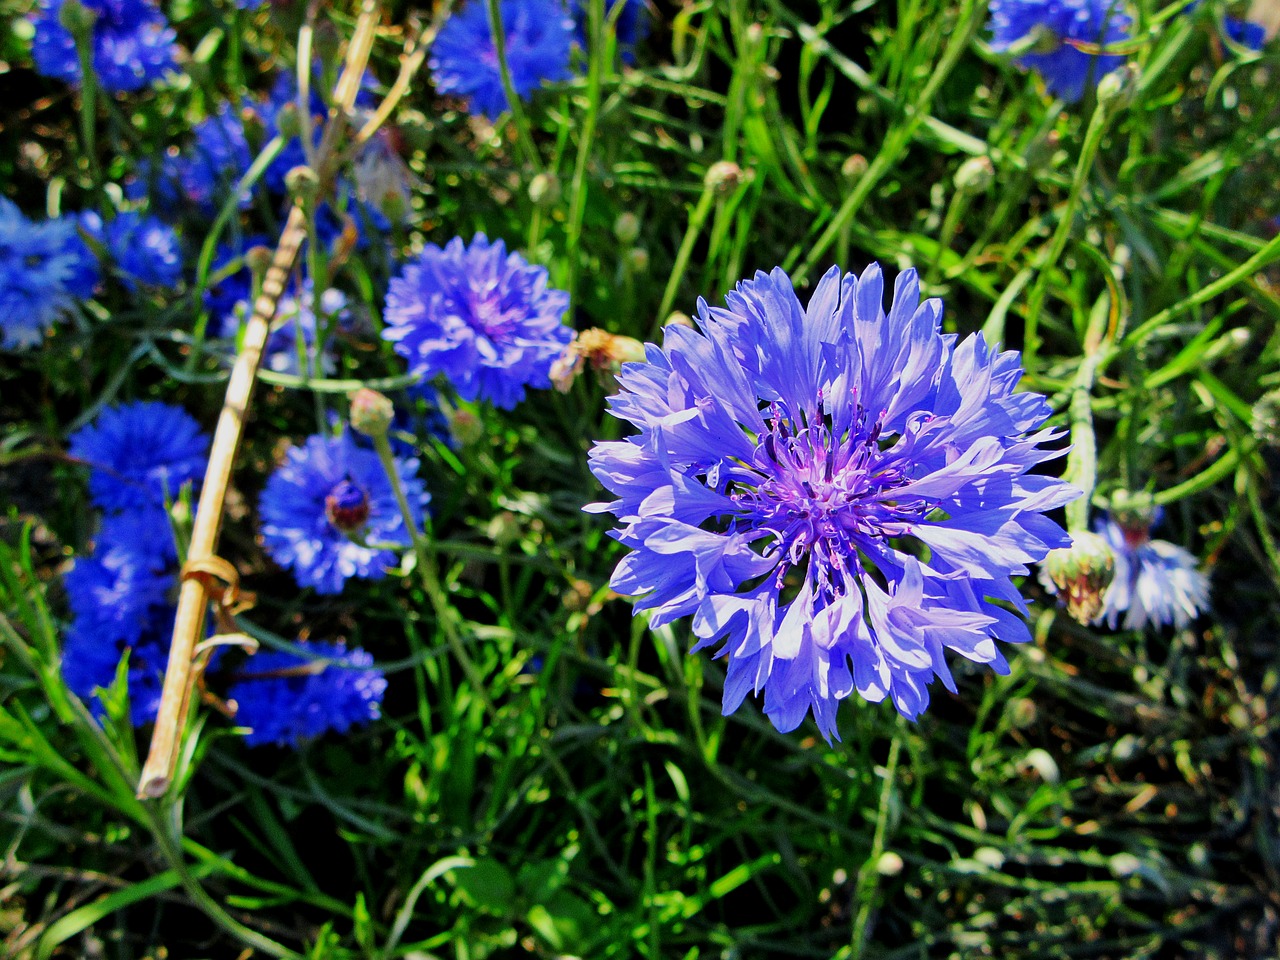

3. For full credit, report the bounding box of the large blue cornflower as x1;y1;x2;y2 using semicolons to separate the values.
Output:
986;0;1132;102
82;211;182;290
0;198;99;350
31;0;178;93
587;264;1078;738
259;431;428;594
1095;511;1210;631
430;0;575;120
69;401;210;513
227;641;387;748
383;234;573;409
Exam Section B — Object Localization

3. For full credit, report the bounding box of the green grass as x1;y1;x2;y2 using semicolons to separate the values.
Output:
2;0;1280;957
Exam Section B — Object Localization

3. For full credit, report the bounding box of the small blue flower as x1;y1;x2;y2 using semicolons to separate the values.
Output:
203;234;269;334
82;211;182;290
61;538;177;726
587;264;1078;738
383;234;573;409
986;0;1131;102
0;198;99;350
259;431;428;594
1095;511;1210;631
430;0;575;120
573;0;648;63
1224;16;1267;49
69;401;210;513
227;641;387;748
31;0;178;93
174;103;254;213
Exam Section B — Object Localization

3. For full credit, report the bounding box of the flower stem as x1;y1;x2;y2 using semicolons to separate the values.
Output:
848;732;901;959
370;432;497;717
485;0;544;174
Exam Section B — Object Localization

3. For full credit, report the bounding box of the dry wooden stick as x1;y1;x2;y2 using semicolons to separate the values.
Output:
138;0;384;799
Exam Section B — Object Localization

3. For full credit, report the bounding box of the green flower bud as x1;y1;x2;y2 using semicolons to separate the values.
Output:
348;388;395;438
284;165;320;203
704;160;743;194
528;172;561;208
59;0;97;38
613;212;641;245
1044;530;1116;624
953;156;995;194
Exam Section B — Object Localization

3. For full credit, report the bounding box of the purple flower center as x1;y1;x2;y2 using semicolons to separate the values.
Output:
464;286;523;344
730;405;927;597
325;478;370;532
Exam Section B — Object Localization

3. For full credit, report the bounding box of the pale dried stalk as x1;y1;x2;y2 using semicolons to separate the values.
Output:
138;0;384;799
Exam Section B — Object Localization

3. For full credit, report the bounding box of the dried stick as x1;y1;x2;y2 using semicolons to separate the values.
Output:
138;0;383;799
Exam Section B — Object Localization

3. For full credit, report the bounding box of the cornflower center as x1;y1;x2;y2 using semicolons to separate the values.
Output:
730;404;926;598
325;478;370;532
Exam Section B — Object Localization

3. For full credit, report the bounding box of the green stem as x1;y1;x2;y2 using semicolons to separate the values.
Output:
485;0;543;173
653;185;718;337
371;432;496;717
1023;96;1113;369
564;0;606;310
72;25;101;198
849;733;902;959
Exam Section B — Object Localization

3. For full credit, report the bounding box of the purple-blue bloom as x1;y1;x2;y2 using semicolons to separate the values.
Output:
0;198;99;349
1095;511;1210;631
169;103;254;213
383;234;573;409
430;0;575;120
203;234;269;333
587;264;1078;739
82;211;182;290
259;431;428;594
31;0;178;93
1224;16;1267;49
61;530;178;726
227;641;387;748
986;0;1132;102
69;401;210;513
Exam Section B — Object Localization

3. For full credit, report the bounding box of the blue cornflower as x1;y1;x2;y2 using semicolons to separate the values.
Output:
430;0;575;120
383;234;573;409
172;103;254;213
587;264;1078;738
1095;511;1210;631
259;431;428;594
69;401;210;513
61;536;177;726
986;0;1132;102
82;211;182;290
227;641;387;748
0;198;99;350
203;234;269;334
573;0;648;63
31;0;178;93
1224;16;1267;48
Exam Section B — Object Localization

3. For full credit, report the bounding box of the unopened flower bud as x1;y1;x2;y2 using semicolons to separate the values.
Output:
486;510;521;547
665;311;693;328
876;852;904;876
841;153;868;181
528;172;561;207
284;165;320;203
244;245;273;277
1043;530;1116;624
624;247;650;274
273;101;301;140
563;578;594;612
705;160;743;194
953;156;995;194
1252;388;1280;445
349;388;395;438
449;408;484;446
1096;64;1138;107
614;212;641;245
59;0;97;37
